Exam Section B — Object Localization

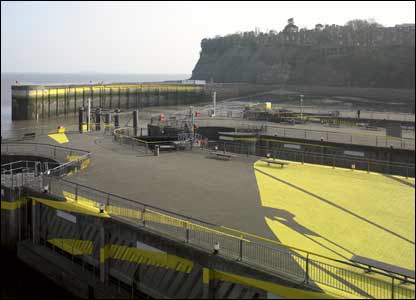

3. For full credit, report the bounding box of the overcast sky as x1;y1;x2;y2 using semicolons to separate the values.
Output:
1;1;415;74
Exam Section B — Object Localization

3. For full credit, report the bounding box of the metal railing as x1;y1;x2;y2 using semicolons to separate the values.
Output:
39;175;415;299
191;118;416;150
3;142;414;298
203;140;415;178
1;143;91;187
260;125;415;150
113;127;197;153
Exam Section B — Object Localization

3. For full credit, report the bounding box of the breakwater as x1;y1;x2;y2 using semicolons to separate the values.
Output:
12;83;207;120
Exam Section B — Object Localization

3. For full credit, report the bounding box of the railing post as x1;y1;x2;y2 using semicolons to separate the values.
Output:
239;237;243;261
391;277;394;299
75;184;78;202
185;221;190;243
305;253;310;284
142;206;146;227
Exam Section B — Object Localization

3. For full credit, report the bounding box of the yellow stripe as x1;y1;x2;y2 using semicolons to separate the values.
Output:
1;197;30;210
48;133;69;144
100;244;194;273
30;196;110;218
62;191;248;242
48;239;93;255
203;268;213;284
212;269;353;299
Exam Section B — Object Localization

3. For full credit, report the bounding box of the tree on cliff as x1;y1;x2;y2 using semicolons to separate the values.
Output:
345;19;382;31
192;19;414;88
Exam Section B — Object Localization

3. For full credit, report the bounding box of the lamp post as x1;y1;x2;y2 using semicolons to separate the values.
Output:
300;94;304;120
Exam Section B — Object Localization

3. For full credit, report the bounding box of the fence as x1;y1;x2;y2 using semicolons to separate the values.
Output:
1;143;91;188
205;140;415;178
113;127;198;154
3;142;414;298
262;125;415;150
40;176;415;299
191;117;416;150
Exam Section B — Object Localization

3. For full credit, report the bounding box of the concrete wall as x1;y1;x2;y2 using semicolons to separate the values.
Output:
7;188;331;299
12;84;208;120
0;186;30;250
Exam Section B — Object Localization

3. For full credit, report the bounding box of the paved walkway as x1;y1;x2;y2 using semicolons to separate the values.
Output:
35;132;276;240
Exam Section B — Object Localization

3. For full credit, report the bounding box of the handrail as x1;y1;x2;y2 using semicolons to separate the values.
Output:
55;177;218;227
3;141;415;298
220;226;415;281
113;127;192;145
1;141;90;155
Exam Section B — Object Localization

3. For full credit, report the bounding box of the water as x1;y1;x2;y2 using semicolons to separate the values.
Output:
1;72;190;131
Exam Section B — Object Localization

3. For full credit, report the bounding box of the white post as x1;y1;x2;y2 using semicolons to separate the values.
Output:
87;97;91;132
300;94;304;120
212;91;216;117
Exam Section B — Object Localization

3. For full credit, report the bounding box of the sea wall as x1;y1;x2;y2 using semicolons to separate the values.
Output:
12;83;208;120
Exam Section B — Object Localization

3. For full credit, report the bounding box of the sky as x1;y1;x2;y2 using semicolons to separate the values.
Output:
1;1;415;74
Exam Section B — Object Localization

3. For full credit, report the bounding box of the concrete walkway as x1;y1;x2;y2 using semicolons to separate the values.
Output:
35;131;276;240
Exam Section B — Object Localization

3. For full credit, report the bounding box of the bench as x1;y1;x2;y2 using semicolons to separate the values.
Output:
158;144;176;151
261;159;289;168
351;255;415;282
23;132;36;140
208;151;236;160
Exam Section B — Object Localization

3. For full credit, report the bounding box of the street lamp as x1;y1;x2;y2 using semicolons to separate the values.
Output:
300;94;304;120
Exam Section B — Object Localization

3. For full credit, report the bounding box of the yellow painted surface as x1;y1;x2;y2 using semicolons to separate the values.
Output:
48;133;69;144
212;269;350;299
102;244;194;273
30;196;110;218
1;197;29;210
254;159;415;298
57;127;66;134
27;84;201;97
48;239;93;255
202;268;212;284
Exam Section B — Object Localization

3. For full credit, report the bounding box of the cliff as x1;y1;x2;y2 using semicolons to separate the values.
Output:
191;20;415;89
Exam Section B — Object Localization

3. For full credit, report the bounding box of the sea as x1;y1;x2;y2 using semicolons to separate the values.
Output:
0;72;188;298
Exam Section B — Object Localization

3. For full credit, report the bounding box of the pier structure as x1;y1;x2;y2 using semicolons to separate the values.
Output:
11;83;207;120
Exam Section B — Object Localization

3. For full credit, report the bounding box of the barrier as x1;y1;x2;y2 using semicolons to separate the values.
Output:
3;142;414;299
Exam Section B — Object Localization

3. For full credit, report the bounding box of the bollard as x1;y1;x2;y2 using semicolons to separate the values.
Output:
95;108;101;131
133;110;139;137
154;145;160;156
104;113;111;134
114;109;120;129
78;107;84;133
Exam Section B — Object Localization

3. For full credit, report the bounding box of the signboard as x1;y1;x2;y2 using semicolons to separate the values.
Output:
284;143;301;150
219;136;235;141
57;210;77;223
344;150;365;157
136;241;165;253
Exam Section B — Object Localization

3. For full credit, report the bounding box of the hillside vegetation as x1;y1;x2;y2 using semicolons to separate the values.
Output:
192;19;415;89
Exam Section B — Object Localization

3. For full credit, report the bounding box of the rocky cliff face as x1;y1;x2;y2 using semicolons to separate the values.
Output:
191;24;415;89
